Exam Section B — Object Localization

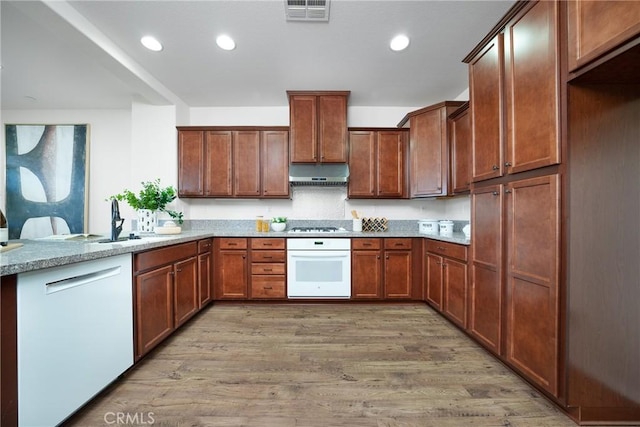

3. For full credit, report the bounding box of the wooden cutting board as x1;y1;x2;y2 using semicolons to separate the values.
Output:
0;243;24;253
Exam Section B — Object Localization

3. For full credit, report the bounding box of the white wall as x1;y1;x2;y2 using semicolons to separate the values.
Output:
2;103;471;236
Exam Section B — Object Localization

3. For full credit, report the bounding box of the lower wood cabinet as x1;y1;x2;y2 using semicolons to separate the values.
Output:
214;238;249;299
198;239;213;307
134;241;204;360
351;238;418;300
250;238;286;299
425;239;468;329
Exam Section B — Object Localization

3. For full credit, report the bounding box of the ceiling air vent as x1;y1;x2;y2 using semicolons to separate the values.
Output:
285;0;330;22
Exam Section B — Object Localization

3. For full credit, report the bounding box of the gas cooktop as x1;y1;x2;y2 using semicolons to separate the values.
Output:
288;227;348;233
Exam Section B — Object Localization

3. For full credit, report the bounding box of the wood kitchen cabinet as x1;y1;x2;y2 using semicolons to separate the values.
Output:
383;239;414;299
133;242;199;360
567;0;640;73
425;240;468;329
198;238;212;307
348;129;408;199
250;238;286;299
288;91;349;163
464;0;560;182
448;102;471;194
398;101;465;198
177;127;289;198
214;238;249;299
351;238;383;299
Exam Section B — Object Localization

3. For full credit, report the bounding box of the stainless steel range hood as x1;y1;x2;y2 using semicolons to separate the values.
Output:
289;163;349;186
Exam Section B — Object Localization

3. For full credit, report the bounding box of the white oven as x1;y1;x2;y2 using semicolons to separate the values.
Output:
287;238;351;298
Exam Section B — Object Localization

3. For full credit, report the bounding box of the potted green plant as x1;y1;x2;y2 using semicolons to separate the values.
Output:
271;216;287;232
109;179;183;232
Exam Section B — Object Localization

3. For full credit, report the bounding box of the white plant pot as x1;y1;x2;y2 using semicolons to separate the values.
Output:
271;222;286;232
137;209;157;233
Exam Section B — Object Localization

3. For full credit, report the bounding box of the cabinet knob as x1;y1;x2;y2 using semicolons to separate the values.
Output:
505;161;512;167
492;164;499;170
492;191;499;196
386;255;389;259
377;255;381;259
505;189;512;194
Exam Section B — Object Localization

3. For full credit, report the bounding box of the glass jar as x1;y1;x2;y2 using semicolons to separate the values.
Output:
256;216;264;232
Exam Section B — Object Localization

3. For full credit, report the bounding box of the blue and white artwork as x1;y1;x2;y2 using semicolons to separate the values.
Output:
5;124;88;239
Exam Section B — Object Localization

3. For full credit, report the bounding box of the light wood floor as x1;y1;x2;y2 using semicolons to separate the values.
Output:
68;304;575;426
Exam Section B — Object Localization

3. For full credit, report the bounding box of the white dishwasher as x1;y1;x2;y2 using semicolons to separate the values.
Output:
17;253;133;427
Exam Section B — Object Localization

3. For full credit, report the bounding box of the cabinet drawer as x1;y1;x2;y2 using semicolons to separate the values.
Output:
218;238;248;250
134;242;197;272
384;238;412;250
426;239;468;261
251;238;285;250
251;263;285;275
198;238;212;253
251;276;286;298
252;250;286;263
352;238;381;250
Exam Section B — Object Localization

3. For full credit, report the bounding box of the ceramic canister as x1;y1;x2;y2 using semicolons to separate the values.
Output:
418;219;439;235
439;220;454;236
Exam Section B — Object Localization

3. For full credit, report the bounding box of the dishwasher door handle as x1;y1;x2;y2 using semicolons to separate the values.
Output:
46;266;122;294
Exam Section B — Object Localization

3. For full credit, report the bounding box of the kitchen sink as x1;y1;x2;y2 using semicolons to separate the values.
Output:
92;235;173;247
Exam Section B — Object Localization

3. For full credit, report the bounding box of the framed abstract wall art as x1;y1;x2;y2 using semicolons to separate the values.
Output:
5;124;89;239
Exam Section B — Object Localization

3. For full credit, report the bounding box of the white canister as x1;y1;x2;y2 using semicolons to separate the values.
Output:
418;219;439;235
439;220;454;236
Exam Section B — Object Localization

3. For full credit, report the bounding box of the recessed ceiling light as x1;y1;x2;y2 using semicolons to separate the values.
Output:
390;34;410;52
141;36;163;52
216;35;236;51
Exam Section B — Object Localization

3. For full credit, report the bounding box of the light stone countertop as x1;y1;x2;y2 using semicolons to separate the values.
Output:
1;220;470;276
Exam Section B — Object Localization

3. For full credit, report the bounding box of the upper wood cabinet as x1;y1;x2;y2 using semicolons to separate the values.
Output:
567;0;640;73
177;127;289;199
448;102;471;194
398;101;465;198
288;91;350;163
464;0;560;182
348;129;408;199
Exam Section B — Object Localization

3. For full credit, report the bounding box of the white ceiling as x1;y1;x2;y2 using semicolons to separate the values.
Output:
1;0;515;110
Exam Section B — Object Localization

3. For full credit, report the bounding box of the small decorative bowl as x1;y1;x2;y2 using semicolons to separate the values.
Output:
271;222;286;232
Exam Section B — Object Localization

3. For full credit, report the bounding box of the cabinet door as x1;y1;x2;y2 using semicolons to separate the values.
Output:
174;257;198;328
470;34;504;182
450;107;471;194
443;258;468;329
135;265;174;359
351;250;382;299
262;130;289;197
426;253;443;310
505;174;559;396
504;1;560;174
234;130;261;197
318;95;348;163
177;130;204;196
377;130;406;198
348;131;376;197
384;250;412;299
289;95;317;163
568;0;640;72
470;184;503;354
215;250;248;299
409;109;446;197
198;251;212;308
205;131;233;196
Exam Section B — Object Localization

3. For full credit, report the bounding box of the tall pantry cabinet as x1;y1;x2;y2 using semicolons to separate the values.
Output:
464;0;561;399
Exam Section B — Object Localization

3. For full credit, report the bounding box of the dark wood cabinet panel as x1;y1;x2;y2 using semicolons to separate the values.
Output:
449;102;471;194
215;250;248;299
567;0;640;72
198;251;212;308
233;131;261;197
135;265;174;359
505;174;560;396
470;185;503;355
348;129;407;198
249;238;286;300
351;249;383;299
205;131;233;196
443;258;468;329
173;257;198;328
426;253;443;309
178;130;204;196
504;0;560;174
288;91;349;163
262;130;290;197
469;35;504;182
383;250;412;299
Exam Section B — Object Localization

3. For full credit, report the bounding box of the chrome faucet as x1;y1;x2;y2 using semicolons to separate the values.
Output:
111;199;125;241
